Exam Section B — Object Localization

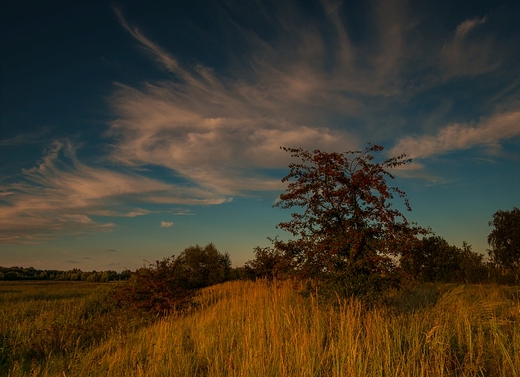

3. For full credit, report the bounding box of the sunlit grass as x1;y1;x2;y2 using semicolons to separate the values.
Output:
2;280;519;376
0;282;150;375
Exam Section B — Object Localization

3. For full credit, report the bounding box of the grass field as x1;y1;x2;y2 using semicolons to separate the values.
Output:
1;280;519;376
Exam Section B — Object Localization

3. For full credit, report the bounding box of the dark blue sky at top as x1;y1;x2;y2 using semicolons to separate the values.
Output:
2;0;518;139
1;0;519;270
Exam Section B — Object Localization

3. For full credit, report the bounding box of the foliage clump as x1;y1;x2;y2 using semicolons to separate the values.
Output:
113;256;194;315
179;243;232;288
400;237;488;283
113;243;231;315
244;245;288;280
488;207;520;269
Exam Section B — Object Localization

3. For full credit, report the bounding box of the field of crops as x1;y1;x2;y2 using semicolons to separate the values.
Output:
1;280;519;376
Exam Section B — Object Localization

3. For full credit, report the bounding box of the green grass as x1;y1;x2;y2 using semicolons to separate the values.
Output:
2;280;519;376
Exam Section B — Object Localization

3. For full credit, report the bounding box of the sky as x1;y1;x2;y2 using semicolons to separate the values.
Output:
1;0;519;272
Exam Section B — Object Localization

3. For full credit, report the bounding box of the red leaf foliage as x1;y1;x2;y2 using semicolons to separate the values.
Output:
274;144;429;279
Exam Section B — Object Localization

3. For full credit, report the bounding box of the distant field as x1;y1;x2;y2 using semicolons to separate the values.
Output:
0;281;103;302
1;280;519;376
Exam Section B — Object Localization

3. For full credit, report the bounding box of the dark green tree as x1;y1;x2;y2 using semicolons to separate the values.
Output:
400;236;463;282
487;207;520;269
458;242;488;283
178;243;231;288
245;245;287;280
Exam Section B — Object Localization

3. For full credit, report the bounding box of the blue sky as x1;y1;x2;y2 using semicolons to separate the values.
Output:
1;0;519;271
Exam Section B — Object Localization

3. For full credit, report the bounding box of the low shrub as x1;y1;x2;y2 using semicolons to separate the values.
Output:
112;257;195;316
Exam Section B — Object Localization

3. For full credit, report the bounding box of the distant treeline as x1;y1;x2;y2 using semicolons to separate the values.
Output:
0;266;131;282
0;264;250;283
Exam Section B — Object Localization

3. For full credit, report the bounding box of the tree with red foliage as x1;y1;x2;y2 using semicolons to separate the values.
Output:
274;144;428;295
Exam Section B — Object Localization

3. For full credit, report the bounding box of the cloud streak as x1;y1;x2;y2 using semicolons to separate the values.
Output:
391;110;520;159
114;7;183;75
110;3;435;194
110;3;517;187
0;140;228;243
441;16;500;77
107;3;520;193
0;127;53;146
109;10;362;194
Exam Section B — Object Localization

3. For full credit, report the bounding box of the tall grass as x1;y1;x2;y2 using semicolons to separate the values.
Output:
3;280;519;376
1;282;150;375
0;281;100;303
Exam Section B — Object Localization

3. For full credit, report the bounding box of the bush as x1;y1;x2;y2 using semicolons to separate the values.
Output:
113;243;232;315
244;245;288;280
113;257;195;315
178;243;231;288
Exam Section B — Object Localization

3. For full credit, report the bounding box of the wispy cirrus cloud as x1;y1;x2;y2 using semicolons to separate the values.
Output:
109;3;427;194
114;7;183;75
110;3;517;193
0;140;228;243
0;127;53;146
108;81;351;194
160;221;174;228
104;2;520;205
441;16;502;78
390;110;520;159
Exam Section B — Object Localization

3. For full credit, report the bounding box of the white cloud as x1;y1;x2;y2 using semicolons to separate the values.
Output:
0;127;52;146
441;16;500;77
109;81;359;194
0;140;228;243
114;7;182;75
109;9;368;196
390;110;520;159
160;221;174;228
455;17;487;39
108;5;520;191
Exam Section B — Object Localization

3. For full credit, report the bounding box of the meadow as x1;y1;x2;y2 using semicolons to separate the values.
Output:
1;280;519;376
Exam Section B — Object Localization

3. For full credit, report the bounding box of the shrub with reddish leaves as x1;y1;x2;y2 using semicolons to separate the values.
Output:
113;256;195;315
112;243;232;315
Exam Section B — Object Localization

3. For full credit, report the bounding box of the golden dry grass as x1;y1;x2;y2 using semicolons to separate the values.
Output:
2;280;519;376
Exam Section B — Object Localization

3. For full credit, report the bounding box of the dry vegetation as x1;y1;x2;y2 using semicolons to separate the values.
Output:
2;280;519;376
